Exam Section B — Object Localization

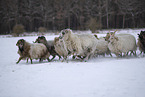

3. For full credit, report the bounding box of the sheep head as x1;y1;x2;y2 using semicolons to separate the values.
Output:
54;37;59;45
108;33;119;44
35;36;47;44
59;29;72;39
138;31;145;40
105;31;115;41
105;30;118;41
16;39;25;52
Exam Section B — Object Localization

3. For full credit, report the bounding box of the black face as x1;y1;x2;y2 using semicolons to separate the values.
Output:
62;31;65;35
16;39;25;51
35;36;46;43
38;36;45;39
59;29;70;39
141;31;145;36
59;30;65;39
138;31;145;39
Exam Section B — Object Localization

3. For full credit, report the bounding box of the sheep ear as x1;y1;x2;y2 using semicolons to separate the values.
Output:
21;39;24;42
62;31;65;35
66;29;70;33
94;35;99;39
114;30;117;34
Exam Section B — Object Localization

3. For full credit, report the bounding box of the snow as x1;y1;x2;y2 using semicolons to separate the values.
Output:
0;29;145;97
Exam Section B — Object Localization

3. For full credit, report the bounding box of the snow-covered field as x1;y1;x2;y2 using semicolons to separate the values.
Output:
0;29;145;97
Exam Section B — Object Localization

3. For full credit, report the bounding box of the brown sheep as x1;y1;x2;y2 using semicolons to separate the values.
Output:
16;39;50;64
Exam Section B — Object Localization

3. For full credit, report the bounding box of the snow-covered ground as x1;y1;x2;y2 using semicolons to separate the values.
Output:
0;29;145;97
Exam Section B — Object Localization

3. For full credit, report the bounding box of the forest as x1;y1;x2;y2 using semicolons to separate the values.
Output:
0;0;145;34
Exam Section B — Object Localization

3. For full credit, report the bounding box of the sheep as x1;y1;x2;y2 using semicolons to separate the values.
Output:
16;39;50;64
54;37;68;61
35;36;61;61
94;35;112;57
105;31;137;56
137;31;145;56
105;30;118;41
107;33;137;57
59;29;98;61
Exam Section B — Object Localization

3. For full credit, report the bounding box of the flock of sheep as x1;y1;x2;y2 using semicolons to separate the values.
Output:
16;29;145;64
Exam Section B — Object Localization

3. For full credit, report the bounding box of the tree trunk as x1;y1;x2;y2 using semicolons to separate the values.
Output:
132;16;135;28
122;15;125;28
106;0;109;29
99;13;102;29
68;13;70;28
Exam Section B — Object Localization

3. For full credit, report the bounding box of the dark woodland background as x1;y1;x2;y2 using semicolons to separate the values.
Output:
0;0;145;34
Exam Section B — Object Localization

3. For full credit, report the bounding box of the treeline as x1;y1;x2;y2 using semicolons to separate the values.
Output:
0;0;145;34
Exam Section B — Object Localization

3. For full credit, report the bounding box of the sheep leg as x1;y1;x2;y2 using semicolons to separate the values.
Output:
26;58;29;63
58;55;61;60
61;58;66;62
103;54;105;57
61;56;68;62
16;57;23;64
50;55;56;61
39;58;43;62
47;58;51;62
115;53;121;57
109;53;113;57
83;48;95;61
83;53;92;62
74;55;84;60
83;55;90;62
123;52;127;57
72;55;76;59
130;51;135;56
133;51;137;57
140;51;142;55
30;58;33;64
126;52;129;56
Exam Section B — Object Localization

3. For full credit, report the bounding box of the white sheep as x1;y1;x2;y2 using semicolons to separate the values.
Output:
59;29;98;61
108;33;137;57
16;39;50;64
94;36;112;57
54;37;68;61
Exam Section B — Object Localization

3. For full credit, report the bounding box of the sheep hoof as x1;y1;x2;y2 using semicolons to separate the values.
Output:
83;59;87;62
61;59;64;62
47;58;51;62
72;55;76;59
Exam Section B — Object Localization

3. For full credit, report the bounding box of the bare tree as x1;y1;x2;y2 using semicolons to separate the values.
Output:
116;0;144;28
0;0;145;34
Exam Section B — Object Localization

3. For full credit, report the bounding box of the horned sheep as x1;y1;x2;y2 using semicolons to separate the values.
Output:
107;33;137;57
16;39;50;64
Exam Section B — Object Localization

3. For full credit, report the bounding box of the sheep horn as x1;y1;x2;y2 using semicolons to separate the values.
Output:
109;32;112;36
113;30;117;34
